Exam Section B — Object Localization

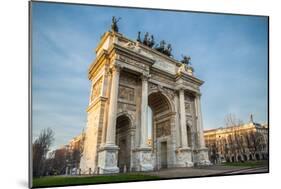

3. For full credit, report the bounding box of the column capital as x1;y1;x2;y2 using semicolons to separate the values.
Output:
141;73;151;81
110;62;122;73
178;87;185;92
104;68;112;77
175;84;186;91
195;92;202;97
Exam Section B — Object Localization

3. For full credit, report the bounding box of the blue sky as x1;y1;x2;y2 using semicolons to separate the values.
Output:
31;2;268;149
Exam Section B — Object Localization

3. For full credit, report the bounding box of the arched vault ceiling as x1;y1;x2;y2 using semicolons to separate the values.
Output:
148;92;170;114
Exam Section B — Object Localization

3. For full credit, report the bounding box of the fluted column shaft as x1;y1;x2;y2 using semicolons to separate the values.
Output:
195;94;206;148
174;94;181;148
101;71;110;145
179;89;188;148
140;74;149;148
105;64;121;145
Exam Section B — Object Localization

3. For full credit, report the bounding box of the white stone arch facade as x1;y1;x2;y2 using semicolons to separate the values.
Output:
80;31;210;174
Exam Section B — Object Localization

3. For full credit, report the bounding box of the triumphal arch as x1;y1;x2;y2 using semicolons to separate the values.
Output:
80;26;210;174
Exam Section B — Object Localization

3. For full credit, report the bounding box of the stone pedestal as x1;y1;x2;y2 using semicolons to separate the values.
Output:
194;148;211;166
97;145;120;174
175;147;194;167
133;147;153;172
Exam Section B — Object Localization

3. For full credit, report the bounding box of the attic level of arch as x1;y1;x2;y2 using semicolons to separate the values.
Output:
88;32;203;95
95;31;191;64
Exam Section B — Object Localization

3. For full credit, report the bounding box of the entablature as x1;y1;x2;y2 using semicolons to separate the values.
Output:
88;50;109;80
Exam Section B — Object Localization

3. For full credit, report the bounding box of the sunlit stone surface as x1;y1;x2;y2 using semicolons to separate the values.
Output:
79;31;210;174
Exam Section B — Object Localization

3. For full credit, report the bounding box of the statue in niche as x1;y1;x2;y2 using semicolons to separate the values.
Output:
111;16;121;32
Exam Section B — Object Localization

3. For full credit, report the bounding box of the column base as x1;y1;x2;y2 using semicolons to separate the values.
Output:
133;147;153;172
194;148;212;166
175;147;194;167
97;144;120;174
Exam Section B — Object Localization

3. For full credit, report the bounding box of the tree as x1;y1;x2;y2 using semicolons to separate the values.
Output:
43;151;55;176
247;131;264;159
223;114;244;162
53;147;68;175
33;128;54;177
224;113;244;127
232;130;246;161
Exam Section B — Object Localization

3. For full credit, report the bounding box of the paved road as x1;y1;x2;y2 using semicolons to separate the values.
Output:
222;166;269;175
143;165;269;178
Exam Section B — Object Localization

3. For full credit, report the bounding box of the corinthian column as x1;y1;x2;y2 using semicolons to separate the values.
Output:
195;94;206;148
179;88;189;148
140;73;150;148
105;63;121;146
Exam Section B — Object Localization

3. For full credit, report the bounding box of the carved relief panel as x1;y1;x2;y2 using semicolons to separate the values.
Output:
119;71;138;86
117;72;139;128
118;71;139;105
185;93;198;142
156;120;171;138
118;85;135;103
184;93;195;117
185;102;192;115
91;77;103;102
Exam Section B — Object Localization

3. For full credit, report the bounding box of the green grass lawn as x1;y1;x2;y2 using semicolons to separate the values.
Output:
222;160;268;168
33;173;160;188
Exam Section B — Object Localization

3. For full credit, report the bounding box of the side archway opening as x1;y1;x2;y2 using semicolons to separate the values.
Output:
116;114;132;172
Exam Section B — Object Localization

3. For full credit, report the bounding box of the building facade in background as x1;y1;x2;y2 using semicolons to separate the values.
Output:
204;117;268;164
79;29;210;174
51;133;84;175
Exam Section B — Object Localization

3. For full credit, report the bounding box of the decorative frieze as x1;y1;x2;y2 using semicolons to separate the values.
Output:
151;74;174;86
153;59;176;74
182;81;199;91
118;55;149;71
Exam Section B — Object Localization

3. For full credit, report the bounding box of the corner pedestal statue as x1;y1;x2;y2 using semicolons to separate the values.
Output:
79;28;210;174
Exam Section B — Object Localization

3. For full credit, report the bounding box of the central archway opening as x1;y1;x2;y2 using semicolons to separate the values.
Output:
148;92;173;169
116;115;131;172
